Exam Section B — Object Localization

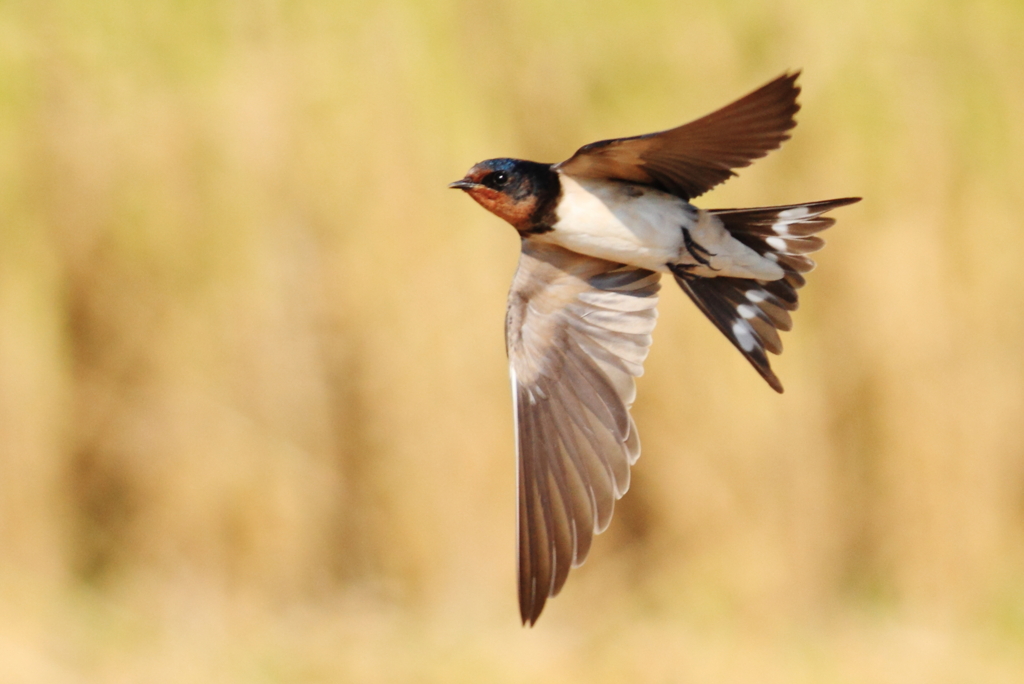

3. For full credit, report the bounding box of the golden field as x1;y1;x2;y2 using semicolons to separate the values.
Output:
2;0;1024;681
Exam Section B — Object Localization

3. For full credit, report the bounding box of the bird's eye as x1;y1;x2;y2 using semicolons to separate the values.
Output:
487;171;510;188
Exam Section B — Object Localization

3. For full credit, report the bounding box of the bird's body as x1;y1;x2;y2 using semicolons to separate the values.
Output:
543;175;785;279
450;72;860;625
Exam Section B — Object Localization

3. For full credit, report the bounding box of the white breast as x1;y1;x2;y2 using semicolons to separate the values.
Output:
541;175;689;273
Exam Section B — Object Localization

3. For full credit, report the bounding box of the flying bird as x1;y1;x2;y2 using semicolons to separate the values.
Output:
449;72;859;625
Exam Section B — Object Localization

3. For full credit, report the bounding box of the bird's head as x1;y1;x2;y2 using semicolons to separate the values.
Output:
449;158;558;231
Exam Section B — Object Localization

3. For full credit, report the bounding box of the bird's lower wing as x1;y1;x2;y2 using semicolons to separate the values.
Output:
506;242;660;625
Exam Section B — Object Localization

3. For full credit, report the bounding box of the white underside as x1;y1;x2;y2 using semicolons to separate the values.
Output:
538;175;784;280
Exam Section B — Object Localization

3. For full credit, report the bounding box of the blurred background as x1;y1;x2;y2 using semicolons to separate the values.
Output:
2;0;1024;681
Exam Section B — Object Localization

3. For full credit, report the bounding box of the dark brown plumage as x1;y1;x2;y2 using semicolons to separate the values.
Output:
556;72;801;200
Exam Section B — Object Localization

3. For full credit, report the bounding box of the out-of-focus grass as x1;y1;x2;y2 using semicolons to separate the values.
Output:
2;0;1024;681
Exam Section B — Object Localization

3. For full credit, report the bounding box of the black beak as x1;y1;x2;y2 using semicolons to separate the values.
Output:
448;178;478;190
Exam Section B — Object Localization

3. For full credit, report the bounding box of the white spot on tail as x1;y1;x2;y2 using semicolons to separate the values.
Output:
765;236;788;252
732;320;757;352
772;222;792;236
737;304;758;319
778;206;810;220
746;289;768;303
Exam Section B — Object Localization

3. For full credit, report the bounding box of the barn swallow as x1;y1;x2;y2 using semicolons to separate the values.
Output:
450;72;859;625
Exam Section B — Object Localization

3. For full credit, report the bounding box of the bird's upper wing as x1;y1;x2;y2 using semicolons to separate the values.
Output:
506;241;660;625
555;72;801;200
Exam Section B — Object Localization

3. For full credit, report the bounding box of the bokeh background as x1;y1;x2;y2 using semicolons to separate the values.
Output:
3;0;1024;681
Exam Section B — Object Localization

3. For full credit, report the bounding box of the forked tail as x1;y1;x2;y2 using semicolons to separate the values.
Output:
673;197;860;392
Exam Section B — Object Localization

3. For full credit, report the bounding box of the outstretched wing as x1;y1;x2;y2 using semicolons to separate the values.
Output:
506;242;660;625
555;72;801;200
